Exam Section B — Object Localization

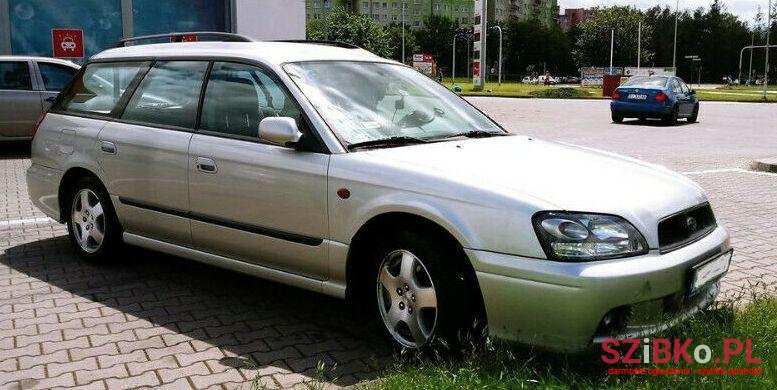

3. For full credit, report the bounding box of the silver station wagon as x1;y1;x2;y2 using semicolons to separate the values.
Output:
27;33;732;352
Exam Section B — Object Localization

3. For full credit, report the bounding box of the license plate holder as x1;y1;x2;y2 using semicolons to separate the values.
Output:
688;249;733;295
627;94;647;100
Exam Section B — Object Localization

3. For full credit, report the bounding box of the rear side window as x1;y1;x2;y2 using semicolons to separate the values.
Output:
39;62;78;91
0;61;32;90
200;62;301;138
121;61;209;129
56;62;147;115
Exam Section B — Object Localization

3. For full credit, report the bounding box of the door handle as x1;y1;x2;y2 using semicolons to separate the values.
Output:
100;141;116;154
196;157;217;173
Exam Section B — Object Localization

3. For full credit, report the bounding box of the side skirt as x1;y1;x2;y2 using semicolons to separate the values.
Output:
122;233;346;299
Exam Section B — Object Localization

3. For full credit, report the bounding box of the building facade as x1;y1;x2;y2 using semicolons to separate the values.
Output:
306;0;475;28
0;0;304;60
556;7;592;32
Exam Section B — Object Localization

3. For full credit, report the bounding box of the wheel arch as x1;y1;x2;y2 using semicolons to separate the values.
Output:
57;166;109;223
345;211;487;323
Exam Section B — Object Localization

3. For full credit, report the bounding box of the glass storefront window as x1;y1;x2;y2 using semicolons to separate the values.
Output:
132;0;228;37
9;0;122;61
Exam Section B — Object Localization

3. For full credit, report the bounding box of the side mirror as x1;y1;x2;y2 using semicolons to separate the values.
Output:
258;117;302;147
689;89;696;95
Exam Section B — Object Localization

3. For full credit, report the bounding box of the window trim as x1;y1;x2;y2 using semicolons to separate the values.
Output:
0;60;35;92
117;60;210;131
56;56;330;154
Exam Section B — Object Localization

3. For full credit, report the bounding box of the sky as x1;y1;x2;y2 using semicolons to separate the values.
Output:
558;0;769;26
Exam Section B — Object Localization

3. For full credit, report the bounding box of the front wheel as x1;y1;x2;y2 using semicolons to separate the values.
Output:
66;176;121;261
371;229;479;350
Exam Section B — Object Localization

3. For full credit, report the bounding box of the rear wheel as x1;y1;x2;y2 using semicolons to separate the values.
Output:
370;228;479;351
66;176;121;261
662;105;679;125
611;112;624;123
688;104;699;122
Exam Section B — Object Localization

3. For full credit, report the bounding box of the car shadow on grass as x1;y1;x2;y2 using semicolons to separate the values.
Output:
0;235;391;387
0;141;31;159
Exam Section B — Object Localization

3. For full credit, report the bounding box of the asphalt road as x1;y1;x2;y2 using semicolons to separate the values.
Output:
469;97;777;172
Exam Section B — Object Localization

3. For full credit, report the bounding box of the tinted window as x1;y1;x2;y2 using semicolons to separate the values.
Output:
200;62;301;138
122;61;209;129
679;80;690;94
671;79;683;94
39;62;78;91
0;61;32;90
56;62;146;115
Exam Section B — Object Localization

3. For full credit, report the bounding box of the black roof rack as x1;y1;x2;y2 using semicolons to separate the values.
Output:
116;32;254;48
271;40;361;49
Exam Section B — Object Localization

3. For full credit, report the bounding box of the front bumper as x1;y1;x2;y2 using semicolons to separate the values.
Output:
468;225;730;352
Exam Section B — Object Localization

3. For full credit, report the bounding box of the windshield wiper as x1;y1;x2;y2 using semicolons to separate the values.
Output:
346;136;429;150
435;130;509;140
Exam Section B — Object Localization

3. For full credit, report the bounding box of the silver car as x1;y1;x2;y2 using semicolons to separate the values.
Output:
27;34;731;352
0;56;79;141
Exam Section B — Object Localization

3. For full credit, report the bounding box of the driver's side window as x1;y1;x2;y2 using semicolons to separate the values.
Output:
199;62;301;138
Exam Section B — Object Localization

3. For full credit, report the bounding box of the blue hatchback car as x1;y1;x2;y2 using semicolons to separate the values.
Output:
610;76;699;125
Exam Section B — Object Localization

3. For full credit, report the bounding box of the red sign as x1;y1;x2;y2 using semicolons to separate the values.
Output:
174;35;198;43
52;29;84;58
473;61;481;78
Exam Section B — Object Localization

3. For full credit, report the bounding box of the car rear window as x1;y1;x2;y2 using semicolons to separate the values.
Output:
622;76;668;88
39;62;78;91
0;61;32;91
55;62;148;116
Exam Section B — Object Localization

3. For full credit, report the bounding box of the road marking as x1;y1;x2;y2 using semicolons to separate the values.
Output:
683;168;777;177
0;217;56;228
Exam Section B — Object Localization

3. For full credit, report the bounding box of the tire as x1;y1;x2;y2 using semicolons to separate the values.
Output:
688;104;699;123
611;112;624;123
65;176;121;261
662;105;679;125
369;228;479;351
638;117;646;122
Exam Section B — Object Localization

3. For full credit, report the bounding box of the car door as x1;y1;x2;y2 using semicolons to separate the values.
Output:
188;61;330;279
0;60;42;139
670;79;691;116
679;79;697;111
35;61;79;111
98;61;209;247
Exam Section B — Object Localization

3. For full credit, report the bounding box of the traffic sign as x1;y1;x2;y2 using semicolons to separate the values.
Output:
52;29;84;58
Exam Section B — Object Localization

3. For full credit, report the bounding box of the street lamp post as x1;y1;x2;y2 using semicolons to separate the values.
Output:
637;21;642;69
491;26;503;85
673;0;679;70
452;35;456;82
401;1;406;64
765;0;772;99
749;30;755;84
609;29;614;72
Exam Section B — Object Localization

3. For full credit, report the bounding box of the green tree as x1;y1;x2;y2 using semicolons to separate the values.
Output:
573;6;655;68
385;22;419;63
502;18;576;79
414;15;458;74
306;7;391;58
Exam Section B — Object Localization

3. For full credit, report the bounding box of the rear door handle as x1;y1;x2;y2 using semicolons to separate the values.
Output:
196;157;217;173
100;141;116;154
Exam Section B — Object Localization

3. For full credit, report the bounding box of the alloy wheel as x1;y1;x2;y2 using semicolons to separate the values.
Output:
70;189;106;253
376;249;438;348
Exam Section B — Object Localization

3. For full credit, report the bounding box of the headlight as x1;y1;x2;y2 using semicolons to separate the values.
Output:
532;212;648;261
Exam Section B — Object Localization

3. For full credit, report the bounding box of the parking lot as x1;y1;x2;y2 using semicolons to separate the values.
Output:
2;98;776;389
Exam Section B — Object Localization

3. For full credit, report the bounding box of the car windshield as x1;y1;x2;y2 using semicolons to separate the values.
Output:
622;76;669;88
283;61;502;146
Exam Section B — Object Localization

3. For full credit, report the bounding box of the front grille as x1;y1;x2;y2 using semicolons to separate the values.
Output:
658;203;717;253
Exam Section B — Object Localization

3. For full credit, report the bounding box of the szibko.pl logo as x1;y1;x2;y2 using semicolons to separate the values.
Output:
601;338;763;376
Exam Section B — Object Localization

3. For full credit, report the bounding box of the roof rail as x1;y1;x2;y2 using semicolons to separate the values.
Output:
116;32;253;48
271;40;361;49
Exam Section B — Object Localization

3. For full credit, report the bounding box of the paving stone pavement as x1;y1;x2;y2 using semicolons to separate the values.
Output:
2;99;777;389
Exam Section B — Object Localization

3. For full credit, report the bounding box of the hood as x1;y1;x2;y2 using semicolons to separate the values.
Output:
359;135;707;233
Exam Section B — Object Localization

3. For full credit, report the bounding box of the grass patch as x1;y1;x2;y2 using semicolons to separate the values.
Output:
369;296;777;389
444;81;776;102
529;87;588;99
